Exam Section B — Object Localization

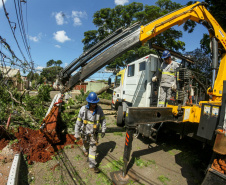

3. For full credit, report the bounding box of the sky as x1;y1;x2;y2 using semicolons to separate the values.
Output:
0;0;208;81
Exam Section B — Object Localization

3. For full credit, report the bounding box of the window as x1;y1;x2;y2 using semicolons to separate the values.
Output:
128;64;135;77
115;75;121;87
139;61;146;71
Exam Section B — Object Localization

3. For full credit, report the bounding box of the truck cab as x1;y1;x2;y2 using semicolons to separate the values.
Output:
113;54;161;126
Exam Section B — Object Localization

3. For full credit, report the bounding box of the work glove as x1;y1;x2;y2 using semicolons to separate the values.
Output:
171;83;177;91
152;76;157;82
101;132;105;138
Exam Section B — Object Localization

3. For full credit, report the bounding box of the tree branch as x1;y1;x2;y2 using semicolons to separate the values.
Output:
7;90;26;106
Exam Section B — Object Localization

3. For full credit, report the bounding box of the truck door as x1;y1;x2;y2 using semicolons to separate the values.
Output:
133;59;149;107
124;57;149;107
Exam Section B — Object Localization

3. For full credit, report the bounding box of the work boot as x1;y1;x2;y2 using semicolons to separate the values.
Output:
90;167;100;173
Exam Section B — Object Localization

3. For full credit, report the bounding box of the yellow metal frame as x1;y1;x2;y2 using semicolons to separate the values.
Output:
168;100;221;123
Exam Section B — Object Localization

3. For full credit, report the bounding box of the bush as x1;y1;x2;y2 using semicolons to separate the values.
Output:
37;84;51;101
98;91;112;100
75;89;90;103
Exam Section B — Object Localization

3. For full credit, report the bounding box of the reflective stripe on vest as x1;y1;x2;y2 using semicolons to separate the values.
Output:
83;120;100;124
162;71;175;76
83;108;101;125
89;154;95;159
158;101;165;105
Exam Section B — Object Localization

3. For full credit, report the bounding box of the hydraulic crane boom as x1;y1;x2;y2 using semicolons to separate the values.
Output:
59;1;226;98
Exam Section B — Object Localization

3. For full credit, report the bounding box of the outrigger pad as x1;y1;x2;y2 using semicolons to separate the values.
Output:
110;170;139;185
110;171;129;185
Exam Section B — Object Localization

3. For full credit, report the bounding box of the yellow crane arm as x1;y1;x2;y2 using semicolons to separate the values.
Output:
139;1;226;99
139;1;226;50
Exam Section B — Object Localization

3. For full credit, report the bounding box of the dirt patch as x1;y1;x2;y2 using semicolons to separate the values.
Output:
0;126;82;164
0;126;15;150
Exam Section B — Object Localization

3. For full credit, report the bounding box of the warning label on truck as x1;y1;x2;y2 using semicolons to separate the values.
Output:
183;108;191;121
212;106;219;117
204;105;211;115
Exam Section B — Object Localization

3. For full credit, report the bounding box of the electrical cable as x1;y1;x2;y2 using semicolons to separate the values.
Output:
1;0;32;70
13;0;32;64
18;0;32;62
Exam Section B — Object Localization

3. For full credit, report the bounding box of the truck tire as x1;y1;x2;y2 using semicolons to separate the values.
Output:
117;106;124;127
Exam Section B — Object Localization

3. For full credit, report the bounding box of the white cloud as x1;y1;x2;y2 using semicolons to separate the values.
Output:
0;0;7;9
54;11;67;25
55;45;61;48
73;17;82;26
72;11;87;18
36;66;44;71
52;10;87;27
114;0;129;5
53;30;71;43
71;11;87;26
29;33;42;42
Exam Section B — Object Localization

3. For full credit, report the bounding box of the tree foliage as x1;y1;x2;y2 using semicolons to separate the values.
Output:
40;66;63;84
82;0;186;70
185;48;212;86
46;59;62;67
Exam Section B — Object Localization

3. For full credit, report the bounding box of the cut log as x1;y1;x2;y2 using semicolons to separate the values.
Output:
99;98;111;105
95;85;112;95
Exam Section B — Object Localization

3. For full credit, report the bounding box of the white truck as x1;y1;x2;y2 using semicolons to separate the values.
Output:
112;54;161;127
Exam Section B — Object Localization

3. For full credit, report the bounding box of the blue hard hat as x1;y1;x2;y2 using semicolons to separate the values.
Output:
161;50;171;59
86;92;99;103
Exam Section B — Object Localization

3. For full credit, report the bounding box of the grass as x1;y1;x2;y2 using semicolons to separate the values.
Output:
113;132;123;136
102;157;124;172
96;172;112;185
64;145;72;149
74;154;83;161
9;139;19;146
51;155;57;161
134;157;156;168
158;175;170;185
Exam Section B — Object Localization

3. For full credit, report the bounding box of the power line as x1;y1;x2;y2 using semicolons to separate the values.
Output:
1;0;32;70
18;0;32;61
14;0;33;63
0;36;29;69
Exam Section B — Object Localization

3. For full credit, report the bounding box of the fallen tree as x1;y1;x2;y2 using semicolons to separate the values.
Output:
66;85;112;109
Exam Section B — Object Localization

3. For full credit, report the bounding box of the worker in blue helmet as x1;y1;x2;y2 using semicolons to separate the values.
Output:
152;50;179;107
74;92;106;173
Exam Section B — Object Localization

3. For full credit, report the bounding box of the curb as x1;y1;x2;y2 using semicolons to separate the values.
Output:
7;153;21;185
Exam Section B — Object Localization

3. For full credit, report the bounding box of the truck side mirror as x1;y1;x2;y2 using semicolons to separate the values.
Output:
108;77;111;86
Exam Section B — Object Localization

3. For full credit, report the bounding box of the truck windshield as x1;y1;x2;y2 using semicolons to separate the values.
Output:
115;75;121;87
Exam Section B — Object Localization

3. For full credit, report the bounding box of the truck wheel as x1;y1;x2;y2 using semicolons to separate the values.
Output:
117;106;124;127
